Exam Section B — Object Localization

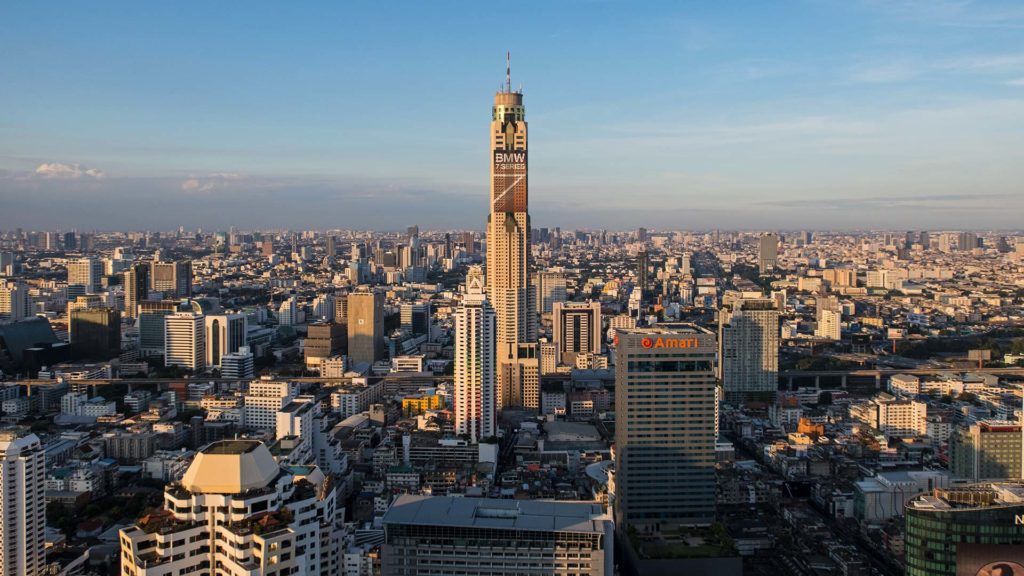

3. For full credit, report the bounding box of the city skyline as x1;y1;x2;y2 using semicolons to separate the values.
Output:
4;1;1024;230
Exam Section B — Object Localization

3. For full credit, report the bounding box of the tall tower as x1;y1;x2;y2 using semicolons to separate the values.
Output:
454;266;496;442
0;432;45;576
487;53;537;407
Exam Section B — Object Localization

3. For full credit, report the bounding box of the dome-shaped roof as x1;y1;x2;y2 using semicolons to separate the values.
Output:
181;440;279;494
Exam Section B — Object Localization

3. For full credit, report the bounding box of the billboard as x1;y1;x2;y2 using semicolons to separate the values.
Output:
491;149;527;213
958;544;1024;576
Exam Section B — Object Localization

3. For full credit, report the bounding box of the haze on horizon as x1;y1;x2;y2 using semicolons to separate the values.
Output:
2;1;1024;231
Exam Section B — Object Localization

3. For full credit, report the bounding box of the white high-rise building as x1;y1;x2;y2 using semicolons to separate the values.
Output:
243;379;296;432
164;311;205;371
119;440;342;576
719;298;780;402
67;257;103;293
0;282;31;322
278;293;299;326
534;271;567;314
221;346;255;380
0;432;45;576
815;295;842;340
204;313;247;368
454;266;496;442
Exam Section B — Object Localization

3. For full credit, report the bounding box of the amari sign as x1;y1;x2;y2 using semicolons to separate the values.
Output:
640;337;700;349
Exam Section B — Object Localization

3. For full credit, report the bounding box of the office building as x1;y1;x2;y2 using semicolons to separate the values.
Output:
615;325;717;529
122;263;149;319
383;494;612;576
150;260;192;298
487;57;538;408
0;431;45;576
400;302;431;336
535;271;567;314
325;235;336;258
119;440;341;576
347;288;383;365
0;281;31;322
67;257;103;293
69;307;121;361
221;346;255;380
305;322;346;365
551;300;601;366
636;250;649;304
905;484;1024;576
453;267;496;442
815;294;842;340
243;379;295;432
164;311;205;371
719;298;780;403
950;421;1022;481
277;292;299;326
204;313;247;368
758;233;779;274
137;300;178;356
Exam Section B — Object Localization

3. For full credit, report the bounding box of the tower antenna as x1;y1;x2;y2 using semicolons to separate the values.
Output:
506;51;511;93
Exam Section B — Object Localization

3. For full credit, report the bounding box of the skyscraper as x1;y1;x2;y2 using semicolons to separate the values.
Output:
204;313;247;368
950;421;1022;481
552;300;602;367
615;325;717;529
758;233;779;274
719;298;780;403
70;307;121;361
122;262;150;319
347;288;384;366
0;431;45;576
534;271;567;314
636;250;649;304
67;257;103;293
815;294;842;340
487;55;537;407
454;266;496;442
165;311;205;371
0;281;31;322
151;260;192;298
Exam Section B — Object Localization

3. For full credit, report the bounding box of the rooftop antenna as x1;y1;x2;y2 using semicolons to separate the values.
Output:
506;51;511;93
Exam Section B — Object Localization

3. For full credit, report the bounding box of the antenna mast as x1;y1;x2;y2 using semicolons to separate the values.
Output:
506;51;511;93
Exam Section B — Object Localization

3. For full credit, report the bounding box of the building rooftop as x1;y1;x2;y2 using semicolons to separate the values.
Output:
180;440;279;494
908;483;1024;512
383;495;607;534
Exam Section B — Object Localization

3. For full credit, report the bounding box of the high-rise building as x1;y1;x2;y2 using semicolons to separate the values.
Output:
905;484;1024;576
719;298;780;403
67;257;103;293
0;431;45;576
70;307;121;361
119;440;342;576
615;325;717;529
304;322;346;365
487;56;537;408
758;233;779;274
636;250;649;304
164;311;205;371
453;266;496;442
204;313;247;368
0;282;31;322
277;292;299;326
534;271;567;314
382;495;612;576
325;235;336;258
122;263;150;319
150;260;192;298
243;380;295;431
221;346;255;380
551;300;601;366
815;295;842;340
950;421;1022;481
137;300;179;357
400;302;432;336
347;288;384;366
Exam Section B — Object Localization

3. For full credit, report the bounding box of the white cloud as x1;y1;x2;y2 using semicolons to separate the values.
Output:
1007;77;1024;86
180;172;244;193
34;162;105;179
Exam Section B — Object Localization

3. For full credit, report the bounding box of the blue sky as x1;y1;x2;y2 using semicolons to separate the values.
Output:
2;0;1023;231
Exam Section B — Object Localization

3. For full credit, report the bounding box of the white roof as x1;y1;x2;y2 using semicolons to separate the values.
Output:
181;440;279;494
